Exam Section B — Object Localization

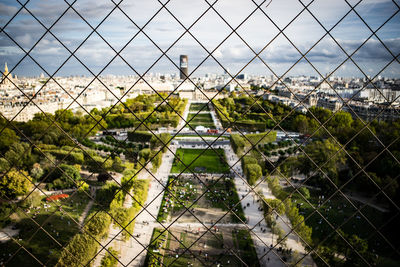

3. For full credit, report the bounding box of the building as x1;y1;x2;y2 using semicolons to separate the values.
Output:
1;62;12;86
179;55;188;80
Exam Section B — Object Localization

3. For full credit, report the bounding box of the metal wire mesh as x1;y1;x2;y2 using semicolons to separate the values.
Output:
0;0;399;266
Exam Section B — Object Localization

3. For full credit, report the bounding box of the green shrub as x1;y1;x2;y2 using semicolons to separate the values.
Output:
46;164;81;190
139;148;151;162
150;151;162;172
96;182;118;207
150;133;171;152
231;134;246;154
298;187;310;200
56;233;98;267
21;191;42;208
112;156;125;173
84;211;112;238
244;163;262;185
100;248;119;267
241;156;257;169
264;198;286;215
127;131;153;143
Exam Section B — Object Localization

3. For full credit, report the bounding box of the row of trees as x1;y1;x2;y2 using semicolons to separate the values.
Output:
213;95;299;131
282;106;399;199
241;156;262;185
57;174;149;266
265;176;313;249
96;94;187;129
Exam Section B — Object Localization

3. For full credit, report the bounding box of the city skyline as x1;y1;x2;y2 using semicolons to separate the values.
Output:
0;0;399;77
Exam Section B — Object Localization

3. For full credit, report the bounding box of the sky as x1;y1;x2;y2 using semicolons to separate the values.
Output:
0;0;399;78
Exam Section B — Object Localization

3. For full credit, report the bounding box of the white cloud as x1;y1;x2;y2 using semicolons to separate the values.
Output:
0;0;398;77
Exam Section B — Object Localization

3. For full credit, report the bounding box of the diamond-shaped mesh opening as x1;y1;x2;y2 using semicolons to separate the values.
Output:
1;0;399;266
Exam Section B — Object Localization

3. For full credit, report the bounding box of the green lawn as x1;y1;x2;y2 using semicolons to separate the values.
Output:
151;228;259;267
0;192;91;266
144;228;166;267
282;187;398;262
187;113;214;128
189;103;210;112
206;178;246;223
232;229;260;267
171;148;230;174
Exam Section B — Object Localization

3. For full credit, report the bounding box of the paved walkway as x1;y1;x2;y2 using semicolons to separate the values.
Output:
344;193;389;213
117;146;177;266
209;102;223;130
78;199;94;227
0;225;19;243
91;164;156;266
178;100;191;129
223;145;315;267
90;136;315;266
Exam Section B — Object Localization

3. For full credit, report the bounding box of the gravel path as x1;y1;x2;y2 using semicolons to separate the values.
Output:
117;146;176;267
223;145;315;267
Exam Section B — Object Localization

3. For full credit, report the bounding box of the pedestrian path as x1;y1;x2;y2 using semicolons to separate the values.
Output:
118;146;176;266
223;145;315;266
209;102;223;130
78;199;94;227
178;100;191;129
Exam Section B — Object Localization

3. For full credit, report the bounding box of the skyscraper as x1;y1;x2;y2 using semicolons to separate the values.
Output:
179;55;188;80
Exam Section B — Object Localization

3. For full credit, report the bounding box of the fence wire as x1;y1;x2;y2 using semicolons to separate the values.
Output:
0;0;399;267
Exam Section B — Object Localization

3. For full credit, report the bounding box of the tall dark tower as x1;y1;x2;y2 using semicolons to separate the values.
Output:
179;55;188;80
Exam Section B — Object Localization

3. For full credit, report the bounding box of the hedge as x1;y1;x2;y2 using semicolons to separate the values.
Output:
244;163;262;185
100;248;119;267
127;131;153;143
56;211;112;267
241;156;257;170
231;134;246;154
246;131;277;145
265;176;313;246
121;179;149;240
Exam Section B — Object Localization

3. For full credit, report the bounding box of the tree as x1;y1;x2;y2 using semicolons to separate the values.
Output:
0;128;19;152
0;169;33;199
245;163;262;185
241;156;257;170
307;106;332;125
97;172;112;182
289;251;303;267
298;187;310;200
100;248;119;267
127;131;153;143
150;133;171;152
329;111;353;129
328;111;354;142
22;191;42;208
298;138;346;184
30;163;44;180
293;115;309;134
111;156;125;173
0;158;10;173
265;198;285;215
4;142;36;169
48;164;81;189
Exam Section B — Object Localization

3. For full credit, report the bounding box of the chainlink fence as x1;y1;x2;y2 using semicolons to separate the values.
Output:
0;0;399;266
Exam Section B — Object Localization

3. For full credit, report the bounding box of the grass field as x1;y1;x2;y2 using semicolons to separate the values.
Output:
0;192;91;266
282;187;398;262
205;177;246;223
171;148;229;174
187;113;214;128
157;175;245;224
189;103;210;112
145;227;260;267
